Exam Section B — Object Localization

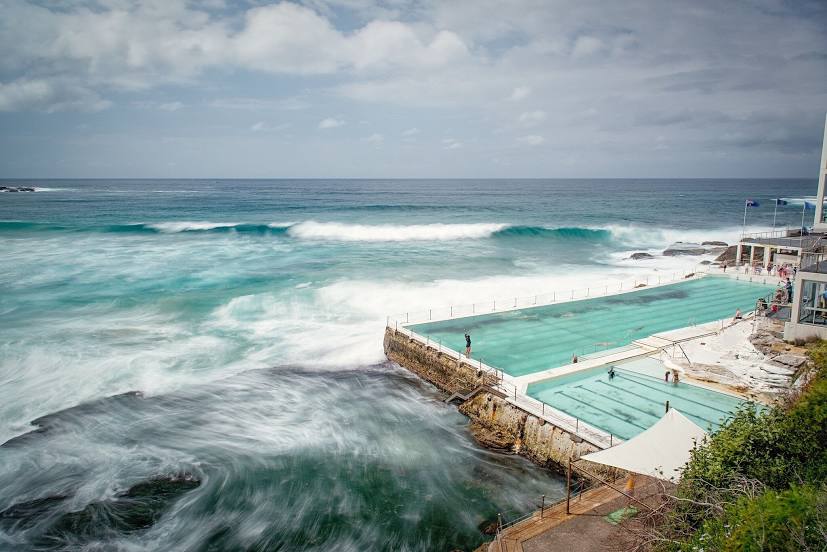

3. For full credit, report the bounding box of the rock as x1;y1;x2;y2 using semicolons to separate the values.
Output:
770;354;808;369
700;260;712;265
702;241;728;246
468;420;515;451
629;252;655;260
0;186;35;192
663;242;707;256
478;518;499;535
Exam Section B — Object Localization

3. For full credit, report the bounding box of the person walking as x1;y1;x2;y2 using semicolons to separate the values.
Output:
786;278;794;303
464;332;472;357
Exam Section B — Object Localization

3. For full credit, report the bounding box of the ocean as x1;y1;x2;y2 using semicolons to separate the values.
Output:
0;178;815;550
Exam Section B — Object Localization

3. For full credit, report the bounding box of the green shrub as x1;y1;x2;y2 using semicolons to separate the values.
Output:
655;343;827;550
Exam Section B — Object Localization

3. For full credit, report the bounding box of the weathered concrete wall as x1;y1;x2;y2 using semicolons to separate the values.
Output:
383;327;488;394
459;393;601;472
385;327;606;474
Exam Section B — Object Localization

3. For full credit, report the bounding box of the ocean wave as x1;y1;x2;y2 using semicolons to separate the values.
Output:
0;219;769;248
286;221;508;241
492;225;611;240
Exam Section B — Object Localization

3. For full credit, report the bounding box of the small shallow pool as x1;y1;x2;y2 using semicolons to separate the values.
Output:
526;357;750;440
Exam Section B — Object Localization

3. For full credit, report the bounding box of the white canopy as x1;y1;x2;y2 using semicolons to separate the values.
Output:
579;409;708;481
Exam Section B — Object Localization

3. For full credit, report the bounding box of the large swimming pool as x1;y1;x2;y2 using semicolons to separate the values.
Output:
526;357;749;440
409;276;774;376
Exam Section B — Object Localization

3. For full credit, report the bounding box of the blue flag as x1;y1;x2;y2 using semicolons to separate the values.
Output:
775;198;788;206
745;199;759;207
804;201;816;210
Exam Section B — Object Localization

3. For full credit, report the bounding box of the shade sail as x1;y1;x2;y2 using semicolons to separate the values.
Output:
579;409;707;481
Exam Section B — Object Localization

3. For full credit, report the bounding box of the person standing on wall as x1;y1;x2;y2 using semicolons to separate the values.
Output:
464;332;472;357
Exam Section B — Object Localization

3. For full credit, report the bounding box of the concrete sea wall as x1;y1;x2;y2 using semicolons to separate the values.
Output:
383;328;602;472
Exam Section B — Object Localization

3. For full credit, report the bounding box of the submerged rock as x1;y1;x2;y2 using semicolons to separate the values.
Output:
629;252;655;260
4;474;202;548
701;241;728;246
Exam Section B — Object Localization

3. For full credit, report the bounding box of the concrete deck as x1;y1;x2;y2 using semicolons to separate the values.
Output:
740;235;821;251
487;477;668;552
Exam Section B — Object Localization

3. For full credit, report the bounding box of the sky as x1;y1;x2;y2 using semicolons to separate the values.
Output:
0;0;825;179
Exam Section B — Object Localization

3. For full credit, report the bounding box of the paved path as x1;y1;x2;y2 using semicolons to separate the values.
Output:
487;477;668;552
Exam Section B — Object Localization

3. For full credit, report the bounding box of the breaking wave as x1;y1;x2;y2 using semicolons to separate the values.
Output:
0;220;760;248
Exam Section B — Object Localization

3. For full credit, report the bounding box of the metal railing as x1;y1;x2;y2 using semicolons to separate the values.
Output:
740;227;795;240
801;252;827;273
390;270;700;327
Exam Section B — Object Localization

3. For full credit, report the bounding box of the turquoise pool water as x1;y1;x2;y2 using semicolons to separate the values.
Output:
409;276;775;376
526;358;748;440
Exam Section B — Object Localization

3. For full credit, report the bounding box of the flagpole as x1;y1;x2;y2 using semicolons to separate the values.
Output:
773;200;778;231
743;201;748;238
801;201;807;250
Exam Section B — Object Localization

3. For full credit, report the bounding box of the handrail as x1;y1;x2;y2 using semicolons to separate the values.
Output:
390;270;701;327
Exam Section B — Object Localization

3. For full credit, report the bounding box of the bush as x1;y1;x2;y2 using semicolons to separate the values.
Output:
655;343;827;550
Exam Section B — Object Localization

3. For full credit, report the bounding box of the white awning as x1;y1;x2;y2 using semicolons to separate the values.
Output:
579;409;708;481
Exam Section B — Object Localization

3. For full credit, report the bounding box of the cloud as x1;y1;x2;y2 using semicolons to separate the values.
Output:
362;132;384;145
402;127;420;136
251;121;291;132
319;117;345;129
0;78;110;112
571;36;603;58
159;102;183;112
442;138;462;149
517;135;545;146
518;110;546;127
509;86;532;101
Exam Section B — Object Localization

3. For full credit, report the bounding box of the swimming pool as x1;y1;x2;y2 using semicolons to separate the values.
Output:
526;357;748;440
409;276;774;377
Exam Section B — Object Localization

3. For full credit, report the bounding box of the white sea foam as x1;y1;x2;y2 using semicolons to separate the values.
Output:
602;224;770;250
147;221;242;232
287;221;509;242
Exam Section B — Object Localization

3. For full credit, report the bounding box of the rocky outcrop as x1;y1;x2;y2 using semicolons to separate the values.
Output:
663;242;707;256
629;252;655;260
0;186;35;192
384;327;607;474
702;241;728;247
459;392;600;473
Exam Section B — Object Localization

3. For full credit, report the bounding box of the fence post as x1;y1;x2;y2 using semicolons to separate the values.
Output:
540;495;545;519
497;514;503;551
406;312;409;323
514;297;517;308
665;400;669;413
429;309;432;320
610;434;613;447
450;305;453;317
576;418;579;435
534;295;537;305
493;300;496;311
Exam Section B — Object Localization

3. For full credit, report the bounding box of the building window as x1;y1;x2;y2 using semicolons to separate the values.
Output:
798;279;827;325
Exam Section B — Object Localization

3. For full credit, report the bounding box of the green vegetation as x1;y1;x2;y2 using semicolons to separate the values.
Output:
656;343;827;551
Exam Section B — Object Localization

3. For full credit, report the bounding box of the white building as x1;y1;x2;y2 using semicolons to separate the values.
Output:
784;114;827;341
